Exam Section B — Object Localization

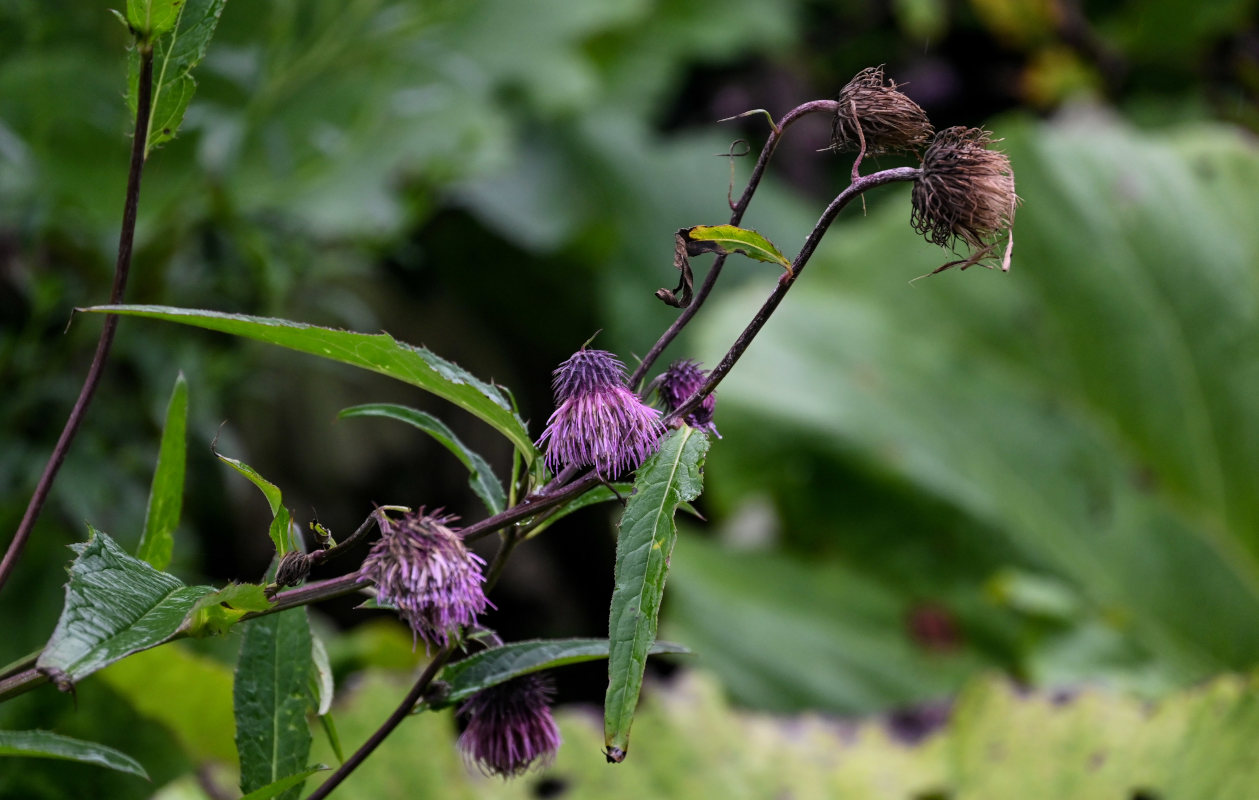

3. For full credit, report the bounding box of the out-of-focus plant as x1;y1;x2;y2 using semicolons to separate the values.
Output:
0;7;1028;795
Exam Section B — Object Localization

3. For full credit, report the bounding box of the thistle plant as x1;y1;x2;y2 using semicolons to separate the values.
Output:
0;30;1018;798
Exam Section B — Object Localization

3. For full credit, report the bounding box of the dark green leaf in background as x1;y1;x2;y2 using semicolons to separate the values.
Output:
604;426;709;761
88;306;536;461
339;403;506;514
435;638;691;709
0;730;149;780
36;529;213;684
234;608;314;800
137;372;188;571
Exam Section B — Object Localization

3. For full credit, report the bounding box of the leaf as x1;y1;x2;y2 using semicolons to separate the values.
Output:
339;403;506;514
87;305;535;460
656;231;696;308
98;643;236;763
214;450;296;556
682;224;792;270
36;529;213;684
0;730;149;780
186;582;273;636
239;765;330;800
137;371;188;570
604;426;709;761
523;482;632;539
309;631;335;717
234;609;315;800
435;638;691;709
126;0;227;153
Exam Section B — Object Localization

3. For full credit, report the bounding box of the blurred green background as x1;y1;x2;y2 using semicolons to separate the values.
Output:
3;0;1259;797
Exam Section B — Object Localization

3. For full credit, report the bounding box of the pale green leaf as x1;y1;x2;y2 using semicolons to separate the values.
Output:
213;450;295;556
683;224;792;269
138;372;188;570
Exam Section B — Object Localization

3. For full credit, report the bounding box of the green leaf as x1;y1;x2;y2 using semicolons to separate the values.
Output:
98;643;236;763
214;450;296;556
339;403;506;514
36;529;213;684
309;631;335;717
234;609;315;800
522;483;632;539
435;638;691;708
0;730;149;780
239;765;330;800
683;224;792;270
87;305;536;460
186;582;274;636
126;0;227;153
604;426;709;761
137;371;188;570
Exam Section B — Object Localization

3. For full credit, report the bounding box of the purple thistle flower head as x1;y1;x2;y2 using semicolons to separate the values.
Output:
457;673;562;778
536;348;664;477
656;359;720;438
359;509;489;650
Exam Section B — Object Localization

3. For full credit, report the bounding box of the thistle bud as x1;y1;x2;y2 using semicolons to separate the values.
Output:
536;348;664;477
359;510;489;649
655;359;720;438
911;126;1020;272
457;673;562;778
830;66;933;156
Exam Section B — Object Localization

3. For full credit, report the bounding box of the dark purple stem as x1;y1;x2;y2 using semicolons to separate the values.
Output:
0;47;156;593
667;166;921;424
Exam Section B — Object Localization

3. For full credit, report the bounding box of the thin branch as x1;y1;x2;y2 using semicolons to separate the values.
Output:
0;46;157;593
668;166;921;424
628;100;840;389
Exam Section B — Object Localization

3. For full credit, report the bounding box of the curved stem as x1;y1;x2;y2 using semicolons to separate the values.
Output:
0;47;156;593
668;166;920;423
303;643;456;800
628;100;840;389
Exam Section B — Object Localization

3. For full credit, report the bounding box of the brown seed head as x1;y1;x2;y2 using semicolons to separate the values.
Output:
911;126;1020;272
830;66;933;156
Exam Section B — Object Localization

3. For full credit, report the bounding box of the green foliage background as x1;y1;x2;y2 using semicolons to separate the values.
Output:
2;0;1258;797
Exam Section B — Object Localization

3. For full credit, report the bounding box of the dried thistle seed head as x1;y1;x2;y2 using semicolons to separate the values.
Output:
359;509;489;649
911;126;1020;272
655;359;720;438
830;66;933;156
457;673;562;778
536;348;664;477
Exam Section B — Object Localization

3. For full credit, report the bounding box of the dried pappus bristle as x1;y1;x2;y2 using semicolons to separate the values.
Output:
911;126;1020;272
830;66;933;156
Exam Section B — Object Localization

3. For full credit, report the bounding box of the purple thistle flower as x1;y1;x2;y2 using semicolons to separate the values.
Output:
457;673;562;778
656;358;720;438
359;510;489;649
536;348;664;477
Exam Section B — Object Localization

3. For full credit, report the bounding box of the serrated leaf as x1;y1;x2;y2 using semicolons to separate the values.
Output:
604;426;709;761
138;372;188;570
125;0;226;153
239;765;331;800
186;582;273;637
234;609;314;800
36;529;214;684
683;224;792;270
0;730;149;780
125;0;179;37
339;403;506;514
434;638;691;709
87;306;535;461
214;450;296;556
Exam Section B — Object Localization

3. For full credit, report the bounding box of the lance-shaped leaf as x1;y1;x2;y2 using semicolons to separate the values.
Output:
339;403;506;514
85;306;535;460
126;0;227;154
235;609;314;800
0;730;149;780
434;638;691;709
37;529;214;684
214;450;296;556
137;371;187;570
239;766;331;800
683;224;792;271
604;426;709;762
